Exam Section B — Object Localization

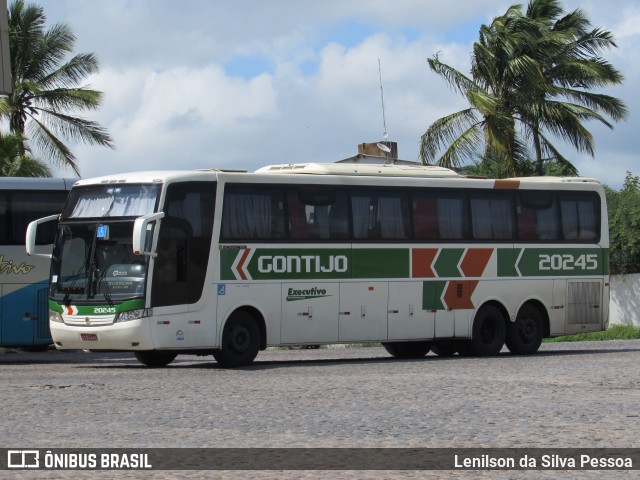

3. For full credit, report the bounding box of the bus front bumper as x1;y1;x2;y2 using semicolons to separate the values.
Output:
50;318;154;350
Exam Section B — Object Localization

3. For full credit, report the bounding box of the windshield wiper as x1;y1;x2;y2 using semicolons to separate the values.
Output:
62;262;88;306
96;268;115;307
62;226;98;305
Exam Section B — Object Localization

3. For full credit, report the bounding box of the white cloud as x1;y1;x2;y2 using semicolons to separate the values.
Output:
32;0;640;188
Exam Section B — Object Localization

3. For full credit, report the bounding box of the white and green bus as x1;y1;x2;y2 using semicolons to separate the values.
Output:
26;162;609;367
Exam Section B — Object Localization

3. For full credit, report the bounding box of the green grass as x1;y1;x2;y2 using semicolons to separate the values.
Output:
544;325;640;343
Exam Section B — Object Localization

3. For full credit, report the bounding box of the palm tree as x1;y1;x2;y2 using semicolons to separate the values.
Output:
0;131;51;177
4;0;113;176
420;0;626;177
421;6;542;176
521;0;627;175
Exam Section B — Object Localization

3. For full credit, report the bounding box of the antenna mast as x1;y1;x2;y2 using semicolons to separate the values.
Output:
378;59;389;143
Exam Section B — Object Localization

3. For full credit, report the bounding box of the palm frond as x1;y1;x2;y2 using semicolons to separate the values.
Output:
428;55;478;97
419;108;481;163
27;116;79;175
431;123;484;170
36;108;114;148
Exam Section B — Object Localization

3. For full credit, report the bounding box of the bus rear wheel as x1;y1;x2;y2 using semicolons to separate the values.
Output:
468;305;506;356
382;341;431;359
506;303;544;355
213;311;261;368
134;351;178;368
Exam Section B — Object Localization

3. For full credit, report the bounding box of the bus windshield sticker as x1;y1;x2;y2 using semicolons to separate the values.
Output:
96;225;109;239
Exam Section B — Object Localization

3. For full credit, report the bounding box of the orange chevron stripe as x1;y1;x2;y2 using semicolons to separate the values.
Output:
412;248;438;278
443;280;479;310
460;248;493;277
236;248;251;280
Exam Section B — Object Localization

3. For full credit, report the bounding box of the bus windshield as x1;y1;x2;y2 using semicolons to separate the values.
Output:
63;184;160;219
50;221;148;304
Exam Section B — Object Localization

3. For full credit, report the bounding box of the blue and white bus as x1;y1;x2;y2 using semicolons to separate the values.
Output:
1;177;73;350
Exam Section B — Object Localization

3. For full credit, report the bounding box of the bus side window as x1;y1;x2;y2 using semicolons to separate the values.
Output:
152;182;215;307
351;192;375;239
437;194;466;240
413;194;438;240
289;188;349;240
0;194;7;244
327;192;349;240
517;205;538;240
12;191;67;245
287;192;309;239
469;193;514;240
518;192;560;241
221;187;285;241
351;190;409;240
560;194;599;241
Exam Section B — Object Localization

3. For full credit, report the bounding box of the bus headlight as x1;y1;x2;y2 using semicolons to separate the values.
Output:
50;310;63;323
115;308;152;323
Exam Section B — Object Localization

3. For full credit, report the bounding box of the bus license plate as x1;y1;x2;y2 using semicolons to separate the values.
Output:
80;333;98;342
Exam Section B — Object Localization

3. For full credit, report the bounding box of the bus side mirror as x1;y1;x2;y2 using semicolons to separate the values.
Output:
25;214;60;258
132;212;165;256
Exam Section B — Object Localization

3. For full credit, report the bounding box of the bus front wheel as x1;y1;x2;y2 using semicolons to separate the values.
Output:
382;341;431;359
213;311;261;368
134;351;178;368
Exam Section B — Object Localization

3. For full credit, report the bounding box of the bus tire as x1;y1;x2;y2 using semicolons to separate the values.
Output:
431;342;457;357
213;311;260;368
134;351;178;368
469;305;506;356
382;341;431;359
506;303;544;355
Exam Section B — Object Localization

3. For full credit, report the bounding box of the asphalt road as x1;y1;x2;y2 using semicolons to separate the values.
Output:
1;340;639;479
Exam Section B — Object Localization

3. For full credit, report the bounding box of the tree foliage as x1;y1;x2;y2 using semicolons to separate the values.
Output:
2;0;113;176
607;172;640;275
420;0;627;177
0;131;51;177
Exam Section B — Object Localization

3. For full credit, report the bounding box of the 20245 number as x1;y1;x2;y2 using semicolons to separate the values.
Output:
538;253;598;271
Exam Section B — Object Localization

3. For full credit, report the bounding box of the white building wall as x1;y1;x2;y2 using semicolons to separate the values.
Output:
610;274;640;326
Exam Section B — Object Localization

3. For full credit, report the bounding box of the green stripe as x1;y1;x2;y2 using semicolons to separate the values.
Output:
422;281;446;311
515;248;607;276
220;246;608;280
220;249;238;280
50;298;145;316
498;248;519;277
352;249;409;278
49;300;63;314
433;249;464;277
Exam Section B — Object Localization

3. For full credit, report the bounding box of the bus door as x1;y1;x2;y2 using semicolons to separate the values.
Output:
281;282;339;344
0;283;50;347
432;280;472;338
338;282;388;342
387;281;435;340
149;182;215;348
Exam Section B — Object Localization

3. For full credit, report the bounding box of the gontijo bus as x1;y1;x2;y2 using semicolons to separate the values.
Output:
2;177;73;349
26;162;609;367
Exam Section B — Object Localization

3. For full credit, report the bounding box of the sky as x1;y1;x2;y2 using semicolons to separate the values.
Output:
27;0;640;188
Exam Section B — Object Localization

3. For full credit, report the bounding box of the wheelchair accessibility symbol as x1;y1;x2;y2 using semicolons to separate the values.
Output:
217;284;226;296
